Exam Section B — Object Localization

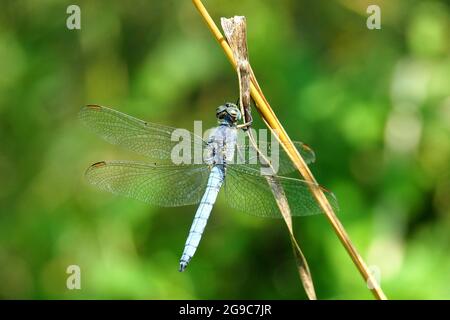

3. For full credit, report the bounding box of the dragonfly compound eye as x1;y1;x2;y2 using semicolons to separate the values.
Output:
227;107;241;122
216;105;228;119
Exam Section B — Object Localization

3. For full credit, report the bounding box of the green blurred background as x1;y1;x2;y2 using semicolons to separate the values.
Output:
0;0;449;299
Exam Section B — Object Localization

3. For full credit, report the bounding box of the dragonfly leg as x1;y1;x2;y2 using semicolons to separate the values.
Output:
236;120;253;130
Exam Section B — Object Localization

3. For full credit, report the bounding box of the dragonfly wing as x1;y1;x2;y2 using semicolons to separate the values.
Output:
224;165;338;218
79;105;206;163
235;141;316;176
293;141;316;166
85;161;210;207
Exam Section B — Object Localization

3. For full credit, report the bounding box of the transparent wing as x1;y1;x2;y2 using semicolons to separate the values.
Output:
85;160;210;207
234;141;316;175
224;165;338;218
79;105;206;163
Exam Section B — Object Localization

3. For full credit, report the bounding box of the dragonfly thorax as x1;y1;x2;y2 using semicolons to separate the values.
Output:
205;124;238;167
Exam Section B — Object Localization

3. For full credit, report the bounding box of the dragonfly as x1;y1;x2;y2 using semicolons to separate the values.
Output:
79;103;338;272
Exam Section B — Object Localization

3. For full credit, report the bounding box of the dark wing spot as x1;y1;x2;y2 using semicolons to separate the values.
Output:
85;104;102;110
91;161;107;168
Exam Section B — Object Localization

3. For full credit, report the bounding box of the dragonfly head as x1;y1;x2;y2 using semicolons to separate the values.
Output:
216;102;242;125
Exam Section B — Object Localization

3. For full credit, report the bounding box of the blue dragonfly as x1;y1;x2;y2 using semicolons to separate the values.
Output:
79;103;338;271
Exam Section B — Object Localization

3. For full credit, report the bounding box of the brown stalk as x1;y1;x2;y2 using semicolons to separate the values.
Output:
192;0;387;300
221;16;317;300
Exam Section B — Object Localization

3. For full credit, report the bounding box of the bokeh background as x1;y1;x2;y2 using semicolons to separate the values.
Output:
0;0;449;299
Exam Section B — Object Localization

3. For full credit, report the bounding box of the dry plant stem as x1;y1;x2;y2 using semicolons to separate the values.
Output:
220;17;252;124
192;0;387;300
221;16;317;300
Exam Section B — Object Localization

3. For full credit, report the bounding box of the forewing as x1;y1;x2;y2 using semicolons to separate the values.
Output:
79;105;206;163
234;141;316;176
85;161;210;207
225;166;338;218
